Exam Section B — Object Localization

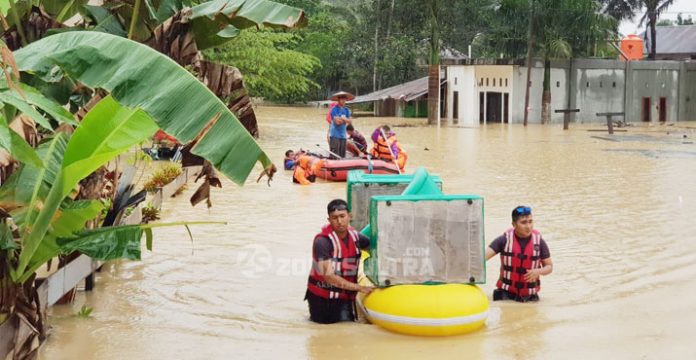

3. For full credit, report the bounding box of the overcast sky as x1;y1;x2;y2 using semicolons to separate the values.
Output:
618;0;696;36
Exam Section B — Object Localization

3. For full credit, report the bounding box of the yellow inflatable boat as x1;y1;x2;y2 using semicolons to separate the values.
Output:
361;283;489;336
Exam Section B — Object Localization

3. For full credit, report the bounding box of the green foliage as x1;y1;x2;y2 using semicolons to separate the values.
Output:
656;19;673;26
486;0;617;60
677;13;694;25
205;29;320;103
75;305;93;318
16;31;273;183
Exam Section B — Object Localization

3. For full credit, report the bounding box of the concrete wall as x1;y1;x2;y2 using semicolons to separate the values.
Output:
446;58;696;125
446;66;478;126
626;61;680;122
680;62;696;121
512;61;569;124
571;59;625;123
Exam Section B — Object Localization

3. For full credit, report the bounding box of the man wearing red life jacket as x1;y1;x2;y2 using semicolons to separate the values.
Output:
486;206;553;302
305;199;373;323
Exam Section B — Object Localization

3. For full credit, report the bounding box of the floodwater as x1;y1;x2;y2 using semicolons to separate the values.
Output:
41;107;696;359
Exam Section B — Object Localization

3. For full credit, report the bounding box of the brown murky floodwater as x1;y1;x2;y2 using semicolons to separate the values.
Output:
41;106;696;359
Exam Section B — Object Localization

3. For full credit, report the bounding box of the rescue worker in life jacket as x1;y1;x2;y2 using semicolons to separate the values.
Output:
370;125;407;171
293;155;316;185
486;206;553;302
305;199;373;323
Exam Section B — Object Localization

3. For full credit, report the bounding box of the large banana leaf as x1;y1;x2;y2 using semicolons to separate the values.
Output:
14;31;273;185
56;221;218;262
189;0;307;50
61;95;158;198
57;225;143;261
16;199;104;283
12;96;159;280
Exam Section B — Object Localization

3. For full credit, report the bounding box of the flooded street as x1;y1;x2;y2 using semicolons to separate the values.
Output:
41;106;696;359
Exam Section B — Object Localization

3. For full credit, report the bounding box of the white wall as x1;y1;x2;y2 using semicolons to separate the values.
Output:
446;66;478;126
474;66;514;123
446;65;515;125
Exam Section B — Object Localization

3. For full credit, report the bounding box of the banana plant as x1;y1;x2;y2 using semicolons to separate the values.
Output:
2;0;307;138
2;31;272;282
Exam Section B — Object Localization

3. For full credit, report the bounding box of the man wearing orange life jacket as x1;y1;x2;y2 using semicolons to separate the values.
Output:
292;155;316;185
305;199;373;323
486;206;553;302
370;125;407;171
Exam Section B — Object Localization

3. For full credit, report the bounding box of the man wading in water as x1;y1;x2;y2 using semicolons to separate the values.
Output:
305;199;373;323
486;206;553;302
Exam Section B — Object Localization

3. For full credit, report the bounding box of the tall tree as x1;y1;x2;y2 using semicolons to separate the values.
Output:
490;0;616;123
204;29;320;103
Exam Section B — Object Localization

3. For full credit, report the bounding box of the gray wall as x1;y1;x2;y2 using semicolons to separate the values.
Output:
625;61;680;122
508;58;693;124
570;59;625;123
512;60;570;124
679;62;696;121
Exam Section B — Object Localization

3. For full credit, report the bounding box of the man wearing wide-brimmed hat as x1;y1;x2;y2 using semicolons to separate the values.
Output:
327;91;355;158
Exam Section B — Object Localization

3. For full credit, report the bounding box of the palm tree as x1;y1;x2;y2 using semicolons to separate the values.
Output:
601;0;676;60
540;38;572;124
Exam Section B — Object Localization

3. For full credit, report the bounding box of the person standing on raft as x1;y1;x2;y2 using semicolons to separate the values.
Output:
306;199;373;323
328;91;354;159
486;206;553;302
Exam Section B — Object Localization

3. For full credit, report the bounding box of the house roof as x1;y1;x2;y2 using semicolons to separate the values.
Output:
350;76;444;104
643;26;696;55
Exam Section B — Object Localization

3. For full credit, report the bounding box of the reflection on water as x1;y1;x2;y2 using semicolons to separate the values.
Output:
41;107;696;359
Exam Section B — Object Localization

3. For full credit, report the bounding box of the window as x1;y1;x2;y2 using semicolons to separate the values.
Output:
613;82;616;88
505;78;508;87
600;81;603;88
493;78;496;87
556;81;560;88
499;78;503;87
480;78;484;86
587;82;590;88
455;77;458;85
486;78;489;86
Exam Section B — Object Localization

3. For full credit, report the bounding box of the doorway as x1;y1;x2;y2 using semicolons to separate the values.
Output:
453;91;459;119
479;92;485;123
642;97;651;122
503;93;510;123
659;97;667;122
486;92;502;123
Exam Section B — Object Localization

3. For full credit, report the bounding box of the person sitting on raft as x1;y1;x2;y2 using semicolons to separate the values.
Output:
486;206;553;302
293;155;316;185
346;124;368;156
306;199;373;323
370;125;407;171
